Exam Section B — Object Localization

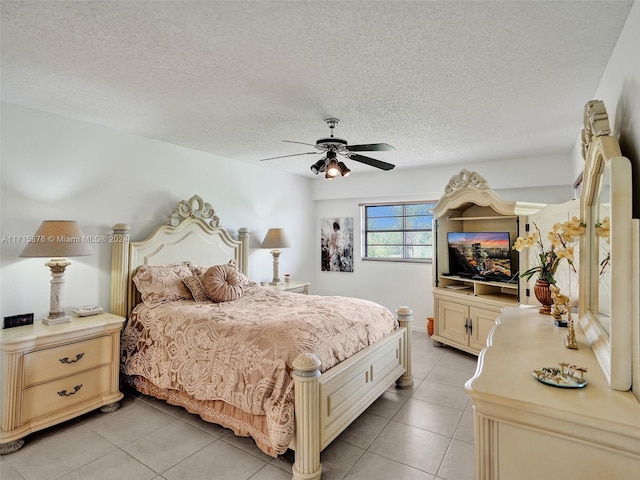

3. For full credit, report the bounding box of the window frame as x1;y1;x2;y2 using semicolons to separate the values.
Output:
360;200;437;263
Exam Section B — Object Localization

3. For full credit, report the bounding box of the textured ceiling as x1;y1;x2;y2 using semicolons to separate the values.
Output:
0;1;633;178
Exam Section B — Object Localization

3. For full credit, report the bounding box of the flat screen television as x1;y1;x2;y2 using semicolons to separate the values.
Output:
447;231;514;282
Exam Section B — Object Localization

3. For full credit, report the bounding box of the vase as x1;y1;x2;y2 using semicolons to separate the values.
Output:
534;279;553;315
427;317;434;336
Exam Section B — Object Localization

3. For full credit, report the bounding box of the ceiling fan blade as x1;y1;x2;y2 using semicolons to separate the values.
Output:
348;153;395;171
346;143;396;152
259;151;318;161
283;140;318;147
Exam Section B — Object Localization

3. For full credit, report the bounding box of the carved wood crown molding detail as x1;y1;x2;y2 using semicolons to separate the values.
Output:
581;99;612;161
167;195;220;227
444;169;489;194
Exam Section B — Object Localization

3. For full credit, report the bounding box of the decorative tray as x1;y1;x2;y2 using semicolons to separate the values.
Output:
532;363;588;388
72;305;104;317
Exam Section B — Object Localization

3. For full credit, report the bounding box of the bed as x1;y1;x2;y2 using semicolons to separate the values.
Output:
110;195;413;480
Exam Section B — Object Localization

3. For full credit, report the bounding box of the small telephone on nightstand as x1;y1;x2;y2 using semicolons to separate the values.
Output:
72;305;104;317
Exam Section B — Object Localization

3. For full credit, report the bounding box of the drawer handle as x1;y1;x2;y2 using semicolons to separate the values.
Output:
57;384;83;397
59;353;84;364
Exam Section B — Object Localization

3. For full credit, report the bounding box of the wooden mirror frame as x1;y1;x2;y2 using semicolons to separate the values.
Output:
578;100;637;391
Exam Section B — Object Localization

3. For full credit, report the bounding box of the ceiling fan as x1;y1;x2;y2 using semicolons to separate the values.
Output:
259;118;396;178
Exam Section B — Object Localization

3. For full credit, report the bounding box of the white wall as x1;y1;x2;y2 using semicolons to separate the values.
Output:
0;103;314;320
0;105;573;330
312;155;576;203
311;156;576;330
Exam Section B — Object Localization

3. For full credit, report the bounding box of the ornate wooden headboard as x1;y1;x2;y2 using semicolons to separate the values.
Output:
109;195;249;318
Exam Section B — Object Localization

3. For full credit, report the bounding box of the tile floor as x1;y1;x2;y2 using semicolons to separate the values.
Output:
1;331;478;480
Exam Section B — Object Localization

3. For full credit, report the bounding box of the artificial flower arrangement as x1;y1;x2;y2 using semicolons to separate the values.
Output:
595;216;610;275
512;217;586;284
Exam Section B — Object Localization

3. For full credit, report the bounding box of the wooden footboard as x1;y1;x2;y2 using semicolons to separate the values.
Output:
292;307;413;480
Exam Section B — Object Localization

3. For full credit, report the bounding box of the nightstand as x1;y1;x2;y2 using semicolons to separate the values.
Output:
0;312;125;454
267;281;310;294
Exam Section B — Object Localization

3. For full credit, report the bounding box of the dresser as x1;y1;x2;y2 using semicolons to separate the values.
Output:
0;313;125;454
465;307;640;479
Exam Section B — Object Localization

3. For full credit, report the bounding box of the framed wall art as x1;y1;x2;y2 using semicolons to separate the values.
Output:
321;217;353;272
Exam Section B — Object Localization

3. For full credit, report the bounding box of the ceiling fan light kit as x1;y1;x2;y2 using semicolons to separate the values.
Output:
326;159;340;178
260;118;396;178
310;158;326;174
337;161;351;177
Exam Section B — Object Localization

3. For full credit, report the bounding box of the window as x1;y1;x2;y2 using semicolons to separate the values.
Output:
362;201;437;262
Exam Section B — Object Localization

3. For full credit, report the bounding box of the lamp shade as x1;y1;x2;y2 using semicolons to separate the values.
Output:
261;228;292;249
20;220;94;258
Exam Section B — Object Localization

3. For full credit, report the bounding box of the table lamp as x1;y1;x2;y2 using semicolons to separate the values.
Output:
20;220;93;325
261;228;291;285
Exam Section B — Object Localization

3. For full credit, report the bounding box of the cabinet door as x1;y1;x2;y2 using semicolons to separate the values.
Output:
469;307;499;351
437;300;469;346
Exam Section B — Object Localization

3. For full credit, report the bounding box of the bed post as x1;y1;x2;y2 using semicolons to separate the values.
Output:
292;353;322;480
237;227;250;276
110;223;131;318
395;306;414;389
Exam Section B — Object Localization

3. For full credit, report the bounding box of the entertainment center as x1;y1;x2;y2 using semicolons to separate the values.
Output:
431;169;543;355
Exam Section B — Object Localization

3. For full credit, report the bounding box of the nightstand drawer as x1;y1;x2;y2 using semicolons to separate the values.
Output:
21;365;112;423
23;335;113;387
284;284;309;294
265;281;310;294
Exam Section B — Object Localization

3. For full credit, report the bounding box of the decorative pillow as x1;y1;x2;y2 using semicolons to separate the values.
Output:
203;264;244;302
132;263;193;308
191;259;253;286
183;275;208;302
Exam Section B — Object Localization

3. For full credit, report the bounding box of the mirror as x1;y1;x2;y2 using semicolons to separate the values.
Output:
578;100;635;391
595;166;611;334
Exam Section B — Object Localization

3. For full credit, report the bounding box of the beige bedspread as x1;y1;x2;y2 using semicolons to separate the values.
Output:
120;285;398;455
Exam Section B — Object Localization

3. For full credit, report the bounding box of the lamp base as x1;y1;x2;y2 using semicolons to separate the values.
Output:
43;314;71;326
43;259;73;326
270;249;282;286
